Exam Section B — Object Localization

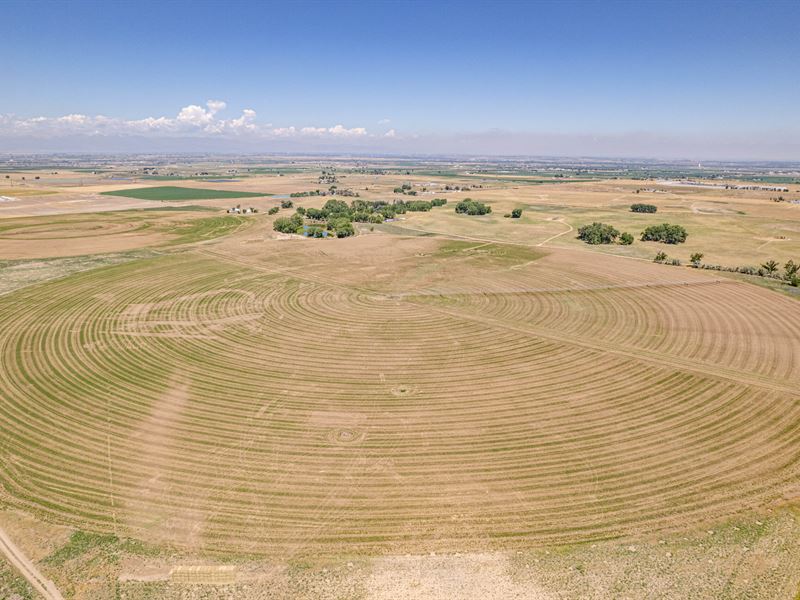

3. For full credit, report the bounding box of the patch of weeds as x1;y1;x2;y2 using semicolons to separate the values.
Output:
0;558;36;600
44;530;119;566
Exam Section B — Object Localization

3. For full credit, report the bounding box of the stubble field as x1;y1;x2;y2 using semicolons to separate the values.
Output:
0;162;799;598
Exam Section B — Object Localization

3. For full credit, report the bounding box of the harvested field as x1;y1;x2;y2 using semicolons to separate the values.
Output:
0;232;798;559
0;210;248;258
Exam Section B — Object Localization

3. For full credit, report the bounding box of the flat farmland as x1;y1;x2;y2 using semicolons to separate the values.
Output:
1;232;798;561
0;164;799;598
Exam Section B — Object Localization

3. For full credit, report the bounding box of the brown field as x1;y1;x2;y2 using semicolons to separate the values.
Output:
0;161;799;599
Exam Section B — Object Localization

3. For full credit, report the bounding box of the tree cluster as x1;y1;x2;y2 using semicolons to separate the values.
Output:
641;223;687;244
272;197;449;239
576;222;635;245
630;203;657;213
455;198;491;215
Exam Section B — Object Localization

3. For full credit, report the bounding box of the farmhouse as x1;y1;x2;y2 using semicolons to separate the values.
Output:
227;206;256;214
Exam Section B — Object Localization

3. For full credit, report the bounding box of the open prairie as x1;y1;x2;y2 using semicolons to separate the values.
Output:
0;160;799;599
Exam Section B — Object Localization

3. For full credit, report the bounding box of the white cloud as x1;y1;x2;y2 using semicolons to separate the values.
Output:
327;124;367;137
272;126;297;137
228;108;257;133
205;99;227;114
378;118;391;125
0;101;370;142
384;128;396;138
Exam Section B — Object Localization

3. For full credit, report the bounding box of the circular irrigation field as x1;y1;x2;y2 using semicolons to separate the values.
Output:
0;247;799;557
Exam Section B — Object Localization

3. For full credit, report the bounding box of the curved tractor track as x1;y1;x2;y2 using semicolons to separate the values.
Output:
0;241;798;557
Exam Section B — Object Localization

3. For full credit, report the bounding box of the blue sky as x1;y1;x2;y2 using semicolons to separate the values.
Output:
2;0;799;159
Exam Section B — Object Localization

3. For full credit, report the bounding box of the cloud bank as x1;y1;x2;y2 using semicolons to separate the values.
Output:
0;100;371;141
1;100;798;161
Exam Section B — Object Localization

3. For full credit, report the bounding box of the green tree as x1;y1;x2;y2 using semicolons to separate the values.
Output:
510;208;523;218
630;203;657;213
577;222;620;245
273;214;303;234
690;252;704;266
454;199;491;215
641;223;688;244
323;199;349;215
619;232;634;245
784;259;799;280
761;260;779;276
654;251;668;263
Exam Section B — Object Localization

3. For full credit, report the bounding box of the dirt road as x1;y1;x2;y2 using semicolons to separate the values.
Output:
0;526;63;600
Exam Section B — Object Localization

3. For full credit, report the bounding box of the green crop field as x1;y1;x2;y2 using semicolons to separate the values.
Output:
100;185;270;201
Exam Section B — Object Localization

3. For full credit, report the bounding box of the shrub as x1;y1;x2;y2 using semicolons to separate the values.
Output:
267;206;279;215
690;252;704;266
280;199;294;209
654;251;668;263
641;223;687;244
510;208;523;218
405;200;433;212
577;222;620;245
619;232;634;245
327;217;354;238
431;198;447;207
631;203;657;213
295;206;306;216
305;226;325;238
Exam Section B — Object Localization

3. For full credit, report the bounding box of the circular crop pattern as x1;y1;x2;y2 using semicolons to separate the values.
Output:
0;251;798;558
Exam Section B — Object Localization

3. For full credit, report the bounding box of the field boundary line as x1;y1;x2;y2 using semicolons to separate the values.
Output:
0;526;64;600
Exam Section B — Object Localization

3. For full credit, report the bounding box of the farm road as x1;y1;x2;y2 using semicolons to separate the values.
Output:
0;526;64;600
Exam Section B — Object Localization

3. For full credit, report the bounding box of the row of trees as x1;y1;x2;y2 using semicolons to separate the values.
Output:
455;199;491;215
657;252;799;286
